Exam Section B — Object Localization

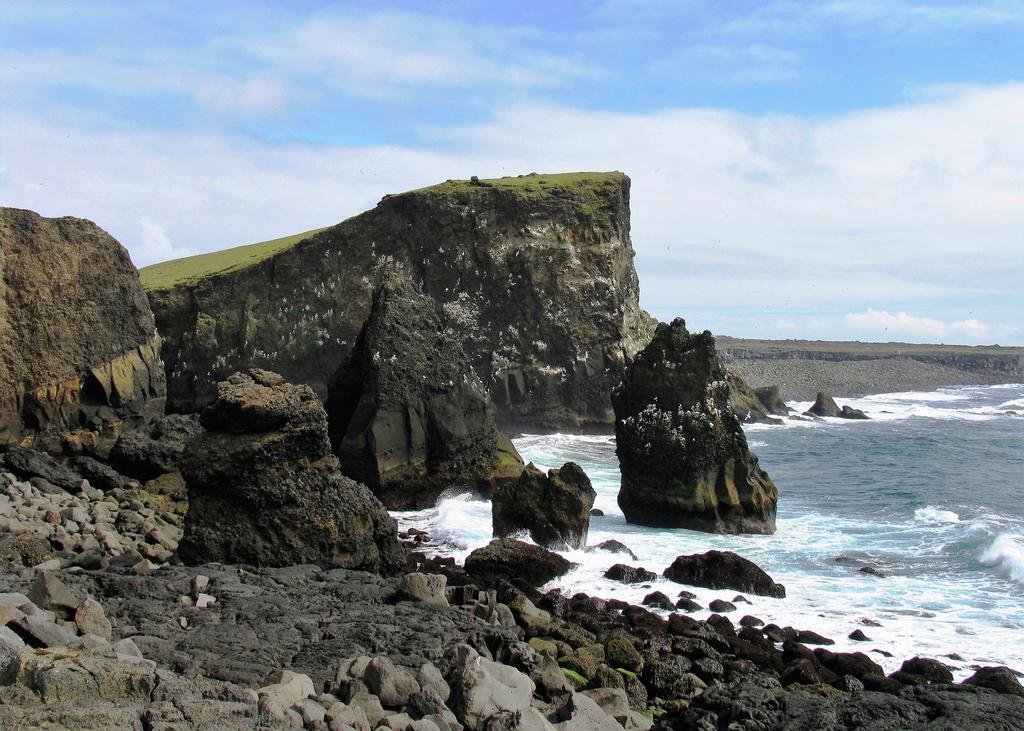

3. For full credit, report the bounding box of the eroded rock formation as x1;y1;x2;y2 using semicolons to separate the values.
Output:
144;172;655;429
491;461;596;549
177;369;404;573
0;208;165;454
326;271;524;509
613;319;778;534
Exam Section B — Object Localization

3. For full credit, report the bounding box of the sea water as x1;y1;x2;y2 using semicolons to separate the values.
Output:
394;383;1024;679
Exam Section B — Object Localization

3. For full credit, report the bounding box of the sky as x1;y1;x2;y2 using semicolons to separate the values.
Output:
2;1;1022;345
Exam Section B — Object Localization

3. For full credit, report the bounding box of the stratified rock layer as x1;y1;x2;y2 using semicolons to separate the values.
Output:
177;369;404;574
326;272;523;509
613;319;777;534
0;208;165;454
145;173;655;429
491;461;596;549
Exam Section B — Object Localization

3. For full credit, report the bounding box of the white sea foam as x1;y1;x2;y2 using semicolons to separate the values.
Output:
915;506;962;524
998;398;1024;410
981;533;1024;584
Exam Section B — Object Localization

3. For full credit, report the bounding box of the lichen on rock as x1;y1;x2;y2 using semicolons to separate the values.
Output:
613;318;778;533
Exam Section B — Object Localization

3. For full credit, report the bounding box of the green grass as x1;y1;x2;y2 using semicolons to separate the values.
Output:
414;171;624;196
139;227;328;291
561;668;588;688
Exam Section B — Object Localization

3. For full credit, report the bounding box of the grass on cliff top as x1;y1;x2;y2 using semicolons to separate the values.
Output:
412;171;624;197
139;227;328;291
139;172;622;291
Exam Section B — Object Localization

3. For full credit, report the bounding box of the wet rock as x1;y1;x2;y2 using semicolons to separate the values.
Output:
663;550;786;598
603;564;657;584
963;666;1024;696
675;598;702;612
841;405;869;419
641;592;674;611
492;462;595;550
755;386;790;416
848;629;870;642
708;599;737;613
177;369;404;574
326;271;523;509
589;540;638;561
613;319;777;533
464;539;572;588
739;615;764;628
804;392;842;417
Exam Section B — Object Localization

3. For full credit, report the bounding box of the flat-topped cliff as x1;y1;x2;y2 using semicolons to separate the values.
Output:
720;337;1024;401
143;172;655;429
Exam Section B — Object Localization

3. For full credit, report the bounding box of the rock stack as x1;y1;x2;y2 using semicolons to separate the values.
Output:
177;369;405;573
613;319;778;533
491;461;596;549
326;271;524;509
0;208;165;454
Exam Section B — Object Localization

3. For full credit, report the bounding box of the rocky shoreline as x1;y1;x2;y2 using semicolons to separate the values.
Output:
2;183;1023;729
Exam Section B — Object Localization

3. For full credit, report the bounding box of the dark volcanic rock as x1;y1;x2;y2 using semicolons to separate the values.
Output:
326;271;524;509
805;391;841;417
841;404;869;419
604;564;657;584
755;385;790;415
177;369;404;574
613;319;778;533
492;461;596;549
108;414;202;480
727;372;782;425
464;538;572;588
146;173;655;430
2;449;82;492
964;666;1024;696
590;540;638;561
663;550;786;598
0;208;165;454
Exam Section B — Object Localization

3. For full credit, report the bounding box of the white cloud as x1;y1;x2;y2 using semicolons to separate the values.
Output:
845;309;950;339
1;83;1021;340
845;309;993;342
649;44;804;84
137;218;196;266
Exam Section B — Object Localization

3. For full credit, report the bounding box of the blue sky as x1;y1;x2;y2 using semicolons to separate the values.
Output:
2;1;1023;344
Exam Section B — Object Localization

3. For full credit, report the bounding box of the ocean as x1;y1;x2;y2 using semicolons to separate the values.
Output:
395;383;1024;679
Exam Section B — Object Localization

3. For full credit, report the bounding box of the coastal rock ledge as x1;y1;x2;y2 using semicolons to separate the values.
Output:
613;318;778;533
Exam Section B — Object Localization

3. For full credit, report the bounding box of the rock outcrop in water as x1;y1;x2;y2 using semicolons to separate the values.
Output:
143;172;655;430
805;391;869;419
613;319;778;533
326;271;524;509
727;372;781;425
663;550;787;598
0;208;165;454
177;369;404;573
491;461;596;549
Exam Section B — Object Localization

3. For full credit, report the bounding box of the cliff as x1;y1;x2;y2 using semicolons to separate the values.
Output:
0;208;165;454
143;172;655;429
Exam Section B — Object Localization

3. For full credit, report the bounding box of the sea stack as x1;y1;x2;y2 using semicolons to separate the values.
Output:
0;208;165;454
613;319;778;533
326;270;524;509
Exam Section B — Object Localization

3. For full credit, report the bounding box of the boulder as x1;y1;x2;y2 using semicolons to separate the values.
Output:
804;392;841;417
464;538;572;588
0;207;164;454
108;414;202;480
446;644;534;729
589;540;638;561
492;462;596;549
396;573;449;607
840;405;869;419
726;373;781;425
613;319;778;534
603;564;657;584
2;449;81;492
326;271;524;509
963;666;1024;696
176;369;405;574
145;173;655;431
663;551;786;598
755;386;790;416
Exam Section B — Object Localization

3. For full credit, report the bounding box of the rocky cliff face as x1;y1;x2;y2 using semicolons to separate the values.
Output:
326;270;523;509
613;319;777;534
144;172;654;429
0;208;165;455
